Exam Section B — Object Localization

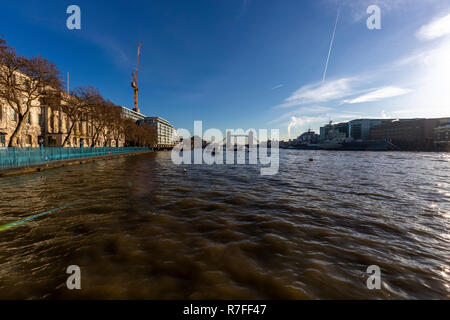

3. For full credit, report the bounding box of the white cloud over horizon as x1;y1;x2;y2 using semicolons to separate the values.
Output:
276;78;359;108
287;116;325;138
270;106;333;124
343;86;412;104
417;12;450;40
273;77;412;139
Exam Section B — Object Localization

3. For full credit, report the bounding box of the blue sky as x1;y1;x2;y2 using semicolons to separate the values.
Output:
1;0;450;140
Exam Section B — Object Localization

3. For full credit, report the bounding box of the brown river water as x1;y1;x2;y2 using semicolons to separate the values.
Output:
0;150;449;299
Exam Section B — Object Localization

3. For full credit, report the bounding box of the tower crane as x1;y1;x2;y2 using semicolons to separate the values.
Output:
131;43;141;113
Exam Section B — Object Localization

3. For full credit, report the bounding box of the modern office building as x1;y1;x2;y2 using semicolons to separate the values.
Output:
120;106;145;122
435;123;450;142
319;122;332;141
334;122;349;136
434;123;450;150
138;116;177;148
369;118;450;150
348;119;393;141
121;106;179;149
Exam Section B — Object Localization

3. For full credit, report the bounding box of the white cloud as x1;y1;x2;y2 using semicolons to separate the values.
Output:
380;110;391;119
271;84;283;90
407;39;450;113
276;78;357;108
287;116;327;138
273;77;413;139
417;12;450;40
342;86;412;104
270;106;333;124
276;78;410;108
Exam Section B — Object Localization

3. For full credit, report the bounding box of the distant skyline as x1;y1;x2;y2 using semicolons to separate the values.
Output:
1;0;450;140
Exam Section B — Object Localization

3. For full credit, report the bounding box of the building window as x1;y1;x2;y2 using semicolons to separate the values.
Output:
39;107;45;127
52;114;58;132
27;113;32;125
48;136;57;146
73;137;77;146
10;107;17;122
26;135;32;146
0;133;5;147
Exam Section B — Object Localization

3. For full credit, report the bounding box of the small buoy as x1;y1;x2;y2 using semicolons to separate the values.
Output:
309;157;314;162
183;168;187;174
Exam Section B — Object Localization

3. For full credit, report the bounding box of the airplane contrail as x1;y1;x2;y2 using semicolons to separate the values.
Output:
322;9;340;83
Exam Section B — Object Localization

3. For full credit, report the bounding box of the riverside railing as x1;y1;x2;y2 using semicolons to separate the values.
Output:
0;147;149;170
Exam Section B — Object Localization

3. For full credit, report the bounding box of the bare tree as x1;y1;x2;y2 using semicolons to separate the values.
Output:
124;121;156;147
58;86;99;146
0;39;61;147
108;105;124;147
87;95;110;147
141;124;157;147
99;101;119;147
123;119;137;146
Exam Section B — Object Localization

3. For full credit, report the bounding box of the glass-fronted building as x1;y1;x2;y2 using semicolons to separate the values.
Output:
435;123;450;144
348;119;393;140
120;106;145;122
139;116;177;148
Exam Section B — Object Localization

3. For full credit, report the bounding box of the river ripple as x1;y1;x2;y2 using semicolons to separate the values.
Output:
0;150;449;299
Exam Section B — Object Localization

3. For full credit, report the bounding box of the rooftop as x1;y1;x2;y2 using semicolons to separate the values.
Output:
120;106;146;118
143;116;175;128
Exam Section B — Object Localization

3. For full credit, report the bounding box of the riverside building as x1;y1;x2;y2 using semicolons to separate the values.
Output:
369;118;450;151
348;119;393;141
0;97;125;148
120;106;145;122
138;116;178;149
435;123;450;145
434;122;450;151
0;102;42;148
